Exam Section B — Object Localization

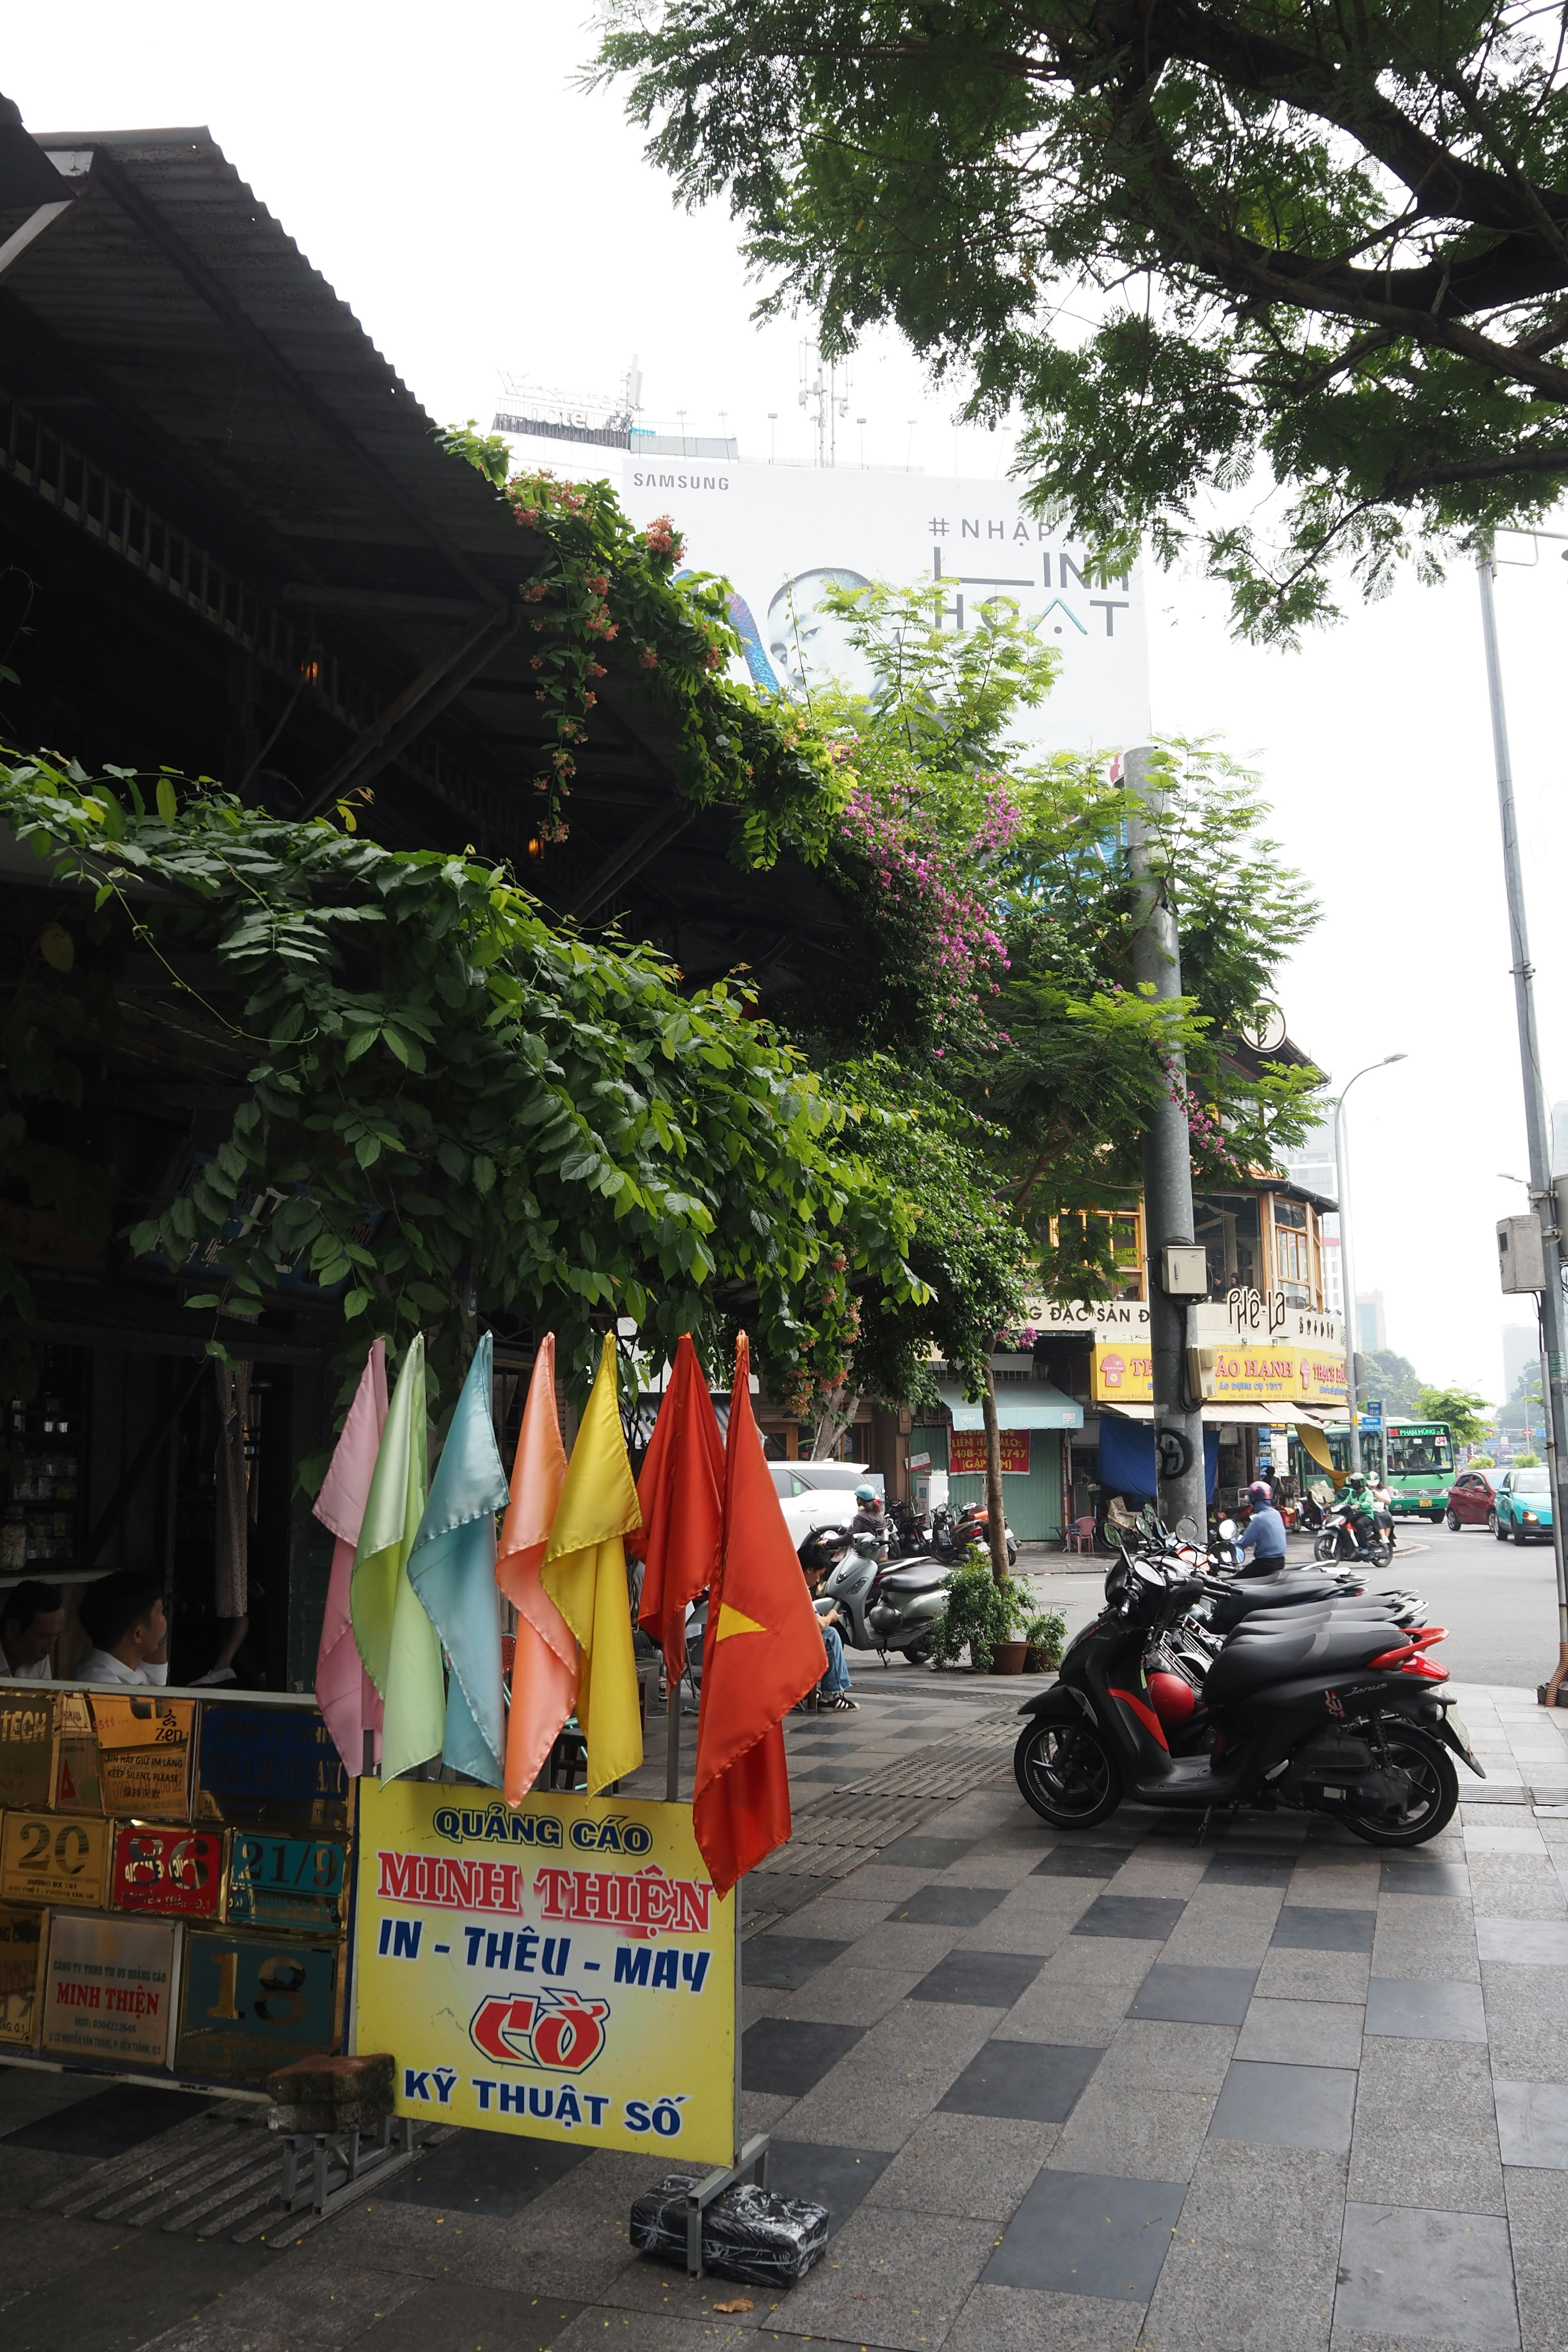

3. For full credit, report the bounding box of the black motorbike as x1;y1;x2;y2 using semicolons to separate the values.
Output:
1013;1550;1480;1847
931;1500;1019;1568
1315;1499;1394;1568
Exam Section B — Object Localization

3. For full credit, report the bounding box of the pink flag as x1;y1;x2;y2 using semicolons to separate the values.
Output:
314;1339;389;1776
496;1334;578;1804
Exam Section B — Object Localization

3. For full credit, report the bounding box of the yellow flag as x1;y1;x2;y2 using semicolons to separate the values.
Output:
541;1334;644;1795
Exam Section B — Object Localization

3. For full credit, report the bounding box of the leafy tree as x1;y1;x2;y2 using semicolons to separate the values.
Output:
1415;1384;1492;1446
597;3;1568;636
0;753;923;1441
1359;1347;1423;1418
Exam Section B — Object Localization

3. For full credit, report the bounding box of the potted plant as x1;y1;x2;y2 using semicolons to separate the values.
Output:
931;1560;1034;1673
1023;1611;1067;1674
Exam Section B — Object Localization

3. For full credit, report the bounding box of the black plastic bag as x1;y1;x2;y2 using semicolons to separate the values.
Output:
629;2172;830;2285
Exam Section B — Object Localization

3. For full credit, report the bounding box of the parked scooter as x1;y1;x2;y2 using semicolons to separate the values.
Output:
798;1524;949;1663
930;1501;1019;1569
1013;1548;1479;1846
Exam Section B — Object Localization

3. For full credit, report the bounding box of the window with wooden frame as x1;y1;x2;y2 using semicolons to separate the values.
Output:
1271;1196;1314;1305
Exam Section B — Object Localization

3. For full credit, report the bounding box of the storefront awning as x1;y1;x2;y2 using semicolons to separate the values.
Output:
940;1383;1082;1432
1100;1402;1324;1429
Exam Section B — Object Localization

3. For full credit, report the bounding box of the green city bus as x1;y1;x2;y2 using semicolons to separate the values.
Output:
1323;1420;1454;1523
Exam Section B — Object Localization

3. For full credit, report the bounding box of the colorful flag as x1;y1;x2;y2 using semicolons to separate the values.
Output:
693;1332;828;1897
313;1339;388;1777
409;1332;511;1786
496;1335;578;1804
629;1333;724;1682
541;1334;644;1796
352;1332;443;1782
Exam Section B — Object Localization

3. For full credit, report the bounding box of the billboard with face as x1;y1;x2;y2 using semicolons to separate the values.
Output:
500;433;1151;756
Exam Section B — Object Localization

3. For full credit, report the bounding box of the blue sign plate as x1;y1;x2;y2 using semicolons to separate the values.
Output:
176;1929;340;2083
227;1833;347;1935
195;1707;349;1829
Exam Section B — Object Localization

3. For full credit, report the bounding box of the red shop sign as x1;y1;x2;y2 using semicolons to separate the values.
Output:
111;1824;225;1918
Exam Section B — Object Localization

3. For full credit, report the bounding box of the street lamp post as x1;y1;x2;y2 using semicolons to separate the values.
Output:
1332;1056;1407;1475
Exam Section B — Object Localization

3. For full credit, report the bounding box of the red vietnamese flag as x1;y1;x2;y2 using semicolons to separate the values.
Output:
693;1333;828;1897
628;1333;724;1682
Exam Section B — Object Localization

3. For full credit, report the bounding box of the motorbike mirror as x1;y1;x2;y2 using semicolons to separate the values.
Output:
1217;1518;1238;1540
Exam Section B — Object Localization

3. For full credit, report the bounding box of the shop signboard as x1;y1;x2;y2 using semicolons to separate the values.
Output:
90;1696;195;1820
356;1783;737;2165
1091;1341;1154;1403
177;1927;340;2081
111;1825;225;1920
42;1913;176;2066
0;1902;45;2046
0;1692;55;1808
1;1811;111;1908
195;1706;350;1829
227;1832;348;1936
949;1430;1032;1476
52;1693;104;1813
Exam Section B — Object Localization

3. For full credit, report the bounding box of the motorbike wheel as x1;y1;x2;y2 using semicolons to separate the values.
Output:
1340;1723;1459;1848
1313;1534;1338;1563
1006;1538;1018;1568
902;1639;935;1667
1370;1541;1392;1568
1013;1718;1122;1829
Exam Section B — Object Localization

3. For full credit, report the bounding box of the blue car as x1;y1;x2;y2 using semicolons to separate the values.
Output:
1494;1466;1554;1544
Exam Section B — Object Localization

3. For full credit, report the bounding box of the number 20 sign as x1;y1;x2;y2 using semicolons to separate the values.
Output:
176;1928;339;2081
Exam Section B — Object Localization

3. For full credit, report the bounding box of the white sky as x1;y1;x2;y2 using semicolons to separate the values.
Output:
9;3;1564;1405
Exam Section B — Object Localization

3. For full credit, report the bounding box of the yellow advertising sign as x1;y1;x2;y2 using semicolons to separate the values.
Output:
356;1784;737;2166
42;1913;176;2067
1;1811;111;1908
90;1696;194;1820
1091;1338;1153;1403
0;1694;55;1809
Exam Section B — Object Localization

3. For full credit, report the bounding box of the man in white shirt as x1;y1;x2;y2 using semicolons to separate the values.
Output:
0;1581;64;1680
76;1571;170;1686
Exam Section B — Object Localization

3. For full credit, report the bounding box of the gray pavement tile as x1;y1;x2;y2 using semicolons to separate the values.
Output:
1255;1948;1372;2003
1096;2020;1237;2096
140;2255;434;2352
1285;1865;1382;1907
839;1918;969;1972
865;2112;1058;2221
1175;2142;1349;2256
1211;2060;1357;2153
944;2283;1145;2352
1235;1998;1365;2069
1106;1859;1211;1899
3;2082;213;2155
778;2205;999;2350
771;1895;896;1941
1141;2238;1338;2352
739;2089;796;2136
1038;1936;1162;1988
377;2129;590;2215
743;1936;853;1990
1048;2082;1216;2185
1002;1984;1140;2049
1477;1914;1568;1964
1502;2158;1568;2244
1074;1895;1188;1942
1481;1964;1568;2082
1272;1906;1376;1954
1495;2080;1568;2168
742;1985;786;2025
765;2136;893;2232
894;1883;1009;1927
1036;1845;1137;1880
553;2314;754;2352
1466;1857;1568;1921
0;2227;274;2352
1368;1922;1480;1984
1380;1858;1471;1898
740;2016;864;2094
1203;1851;1297;1888
1364;1977;1488;2042
777;1961;932;2028
850;1864;961;1904
1333;2201;1519;2347
1511;2245;1568;2351
911;1949;1047;2007
1348;2041;1505;2217
945;1850;1057;1891
983;2167;1187;2300
880;1834;977;1870
1129;1964;1257;2026
348;2284;584;2352
1159;1898;1280;1971
952;1898;1084;1960
938;2038;1103;2123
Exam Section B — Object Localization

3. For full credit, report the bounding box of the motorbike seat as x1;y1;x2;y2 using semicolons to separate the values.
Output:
878;1558;949;1594
1208;1572;1357;1630
1226;1601;1409;1633
1205;1619;1410;1704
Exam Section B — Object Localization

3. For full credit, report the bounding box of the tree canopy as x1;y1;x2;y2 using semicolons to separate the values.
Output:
1414;1383;1492;1445
597;2;1568;637
0;752;922;1429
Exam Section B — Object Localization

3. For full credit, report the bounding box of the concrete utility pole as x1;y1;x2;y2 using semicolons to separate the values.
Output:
1124;746;1208;1539
1332;1056;1406;1477
1477;544;1568;1700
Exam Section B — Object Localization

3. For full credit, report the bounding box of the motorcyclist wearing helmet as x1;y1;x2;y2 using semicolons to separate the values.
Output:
849;1483;886;1537
1343;1469;1381;1552
1234;1478;1288;1572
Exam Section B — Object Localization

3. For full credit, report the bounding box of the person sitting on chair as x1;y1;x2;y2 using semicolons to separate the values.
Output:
76;1572;169;1686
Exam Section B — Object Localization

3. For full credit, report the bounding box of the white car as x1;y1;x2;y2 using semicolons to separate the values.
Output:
768;1461;884;1553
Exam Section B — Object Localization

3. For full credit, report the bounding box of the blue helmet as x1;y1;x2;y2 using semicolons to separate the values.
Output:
855;1484;877;1503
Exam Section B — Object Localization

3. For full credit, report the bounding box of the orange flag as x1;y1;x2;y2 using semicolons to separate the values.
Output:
693;1333;828;1897
629;1333;724;1682
496;1335;577;1804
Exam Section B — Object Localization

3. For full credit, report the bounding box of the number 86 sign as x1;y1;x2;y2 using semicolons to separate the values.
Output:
176;1929;339;2080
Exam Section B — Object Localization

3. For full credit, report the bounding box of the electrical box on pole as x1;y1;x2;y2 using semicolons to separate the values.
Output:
1499;1215;1546;1294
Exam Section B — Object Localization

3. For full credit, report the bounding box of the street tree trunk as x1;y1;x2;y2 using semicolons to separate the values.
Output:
811;1383;861;1461
981;1368;1009;1586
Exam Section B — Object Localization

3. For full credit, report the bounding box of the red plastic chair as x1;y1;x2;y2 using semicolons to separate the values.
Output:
1062;1515;1096;1555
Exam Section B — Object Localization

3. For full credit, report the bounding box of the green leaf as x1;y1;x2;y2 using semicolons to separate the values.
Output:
155;778;178;822
472;1153;496;1194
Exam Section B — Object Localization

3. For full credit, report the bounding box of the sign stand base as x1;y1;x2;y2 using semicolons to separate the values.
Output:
683;2132;770;2278
278;2116;426;2222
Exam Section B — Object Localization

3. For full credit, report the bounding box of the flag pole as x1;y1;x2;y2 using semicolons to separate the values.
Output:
666;1671;681;1801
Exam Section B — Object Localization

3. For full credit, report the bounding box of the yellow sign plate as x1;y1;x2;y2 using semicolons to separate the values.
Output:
42;1913;176;2067
0;1695;55;1809
0;1902;45;2047
90;1697;194;1820
1;1811;111;1908
356;1784;737;2166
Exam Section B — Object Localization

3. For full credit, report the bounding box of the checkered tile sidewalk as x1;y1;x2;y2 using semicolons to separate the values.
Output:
5;1673;1568;2352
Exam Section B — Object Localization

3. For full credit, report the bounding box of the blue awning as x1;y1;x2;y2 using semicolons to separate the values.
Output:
939;1383;1082;1432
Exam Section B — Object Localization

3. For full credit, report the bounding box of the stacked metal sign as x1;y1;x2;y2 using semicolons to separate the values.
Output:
0;1686;350;2087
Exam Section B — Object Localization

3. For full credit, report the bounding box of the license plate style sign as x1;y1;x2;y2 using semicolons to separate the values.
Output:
176;1929;339;2081
0;1811;110;1907
43;1915;176;2067
196;1707;349;1829
227;1833;347;1934
90;1697;195;1820
0;1694;55;1809
111;1825;226;1918
0;1904;45;2047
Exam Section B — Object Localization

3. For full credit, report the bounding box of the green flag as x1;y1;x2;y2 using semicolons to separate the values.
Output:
351;1333;443;1780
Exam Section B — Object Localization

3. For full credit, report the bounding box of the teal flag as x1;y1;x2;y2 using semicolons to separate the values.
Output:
409;1332;511;1785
